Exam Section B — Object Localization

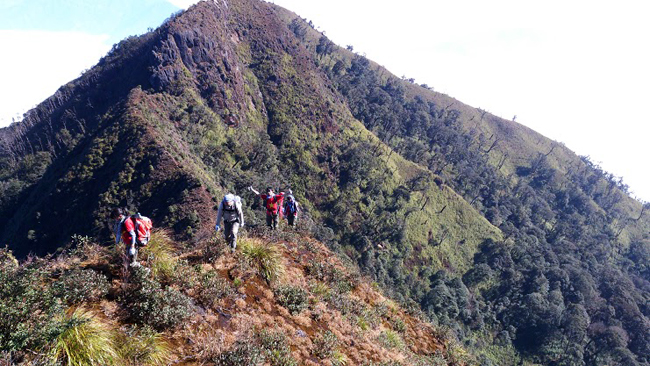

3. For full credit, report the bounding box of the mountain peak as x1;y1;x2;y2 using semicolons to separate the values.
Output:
1;0;648;364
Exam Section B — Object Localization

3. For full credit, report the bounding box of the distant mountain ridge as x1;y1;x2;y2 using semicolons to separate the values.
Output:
1;0;648;364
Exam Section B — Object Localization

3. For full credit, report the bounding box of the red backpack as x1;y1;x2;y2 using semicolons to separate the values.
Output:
131;213;152;245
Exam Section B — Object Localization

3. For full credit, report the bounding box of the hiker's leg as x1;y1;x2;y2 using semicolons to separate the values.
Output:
129;246;138;265
231;222;240;249
224;222;234;246
272;214;279;230
127;244;134;262
288;215;295;227
266;213;272;228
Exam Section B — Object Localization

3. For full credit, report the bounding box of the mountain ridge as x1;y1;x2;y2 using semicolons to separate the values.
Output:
1;0;648;364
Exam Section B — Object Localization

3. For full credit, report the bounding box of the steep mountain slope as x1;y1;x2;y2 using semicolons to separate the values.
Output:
1;0;648;365
278;8;650;365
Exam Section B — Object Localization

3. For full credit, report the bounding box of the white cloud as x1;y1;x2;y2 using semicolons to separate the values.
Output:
273;0;650;201
0;30;111;126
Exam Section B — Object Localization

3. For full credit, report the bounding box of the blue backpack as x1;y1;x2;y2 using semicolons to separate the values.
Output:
285;199;298;215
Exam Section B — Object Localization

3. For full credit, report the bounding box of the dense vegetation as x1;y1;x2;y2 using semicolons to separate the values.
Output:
301;32;650;364
0;0;648;364
0;231;459;365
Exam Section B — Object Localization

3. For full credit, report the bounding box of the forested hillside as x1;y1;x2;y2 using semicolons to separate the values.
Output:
0;0;648;364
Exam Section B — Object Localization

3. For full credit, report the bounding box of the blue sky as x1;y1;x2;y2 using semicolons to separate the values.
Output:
0;0;179;45
0;0;181;125
0;0;648;202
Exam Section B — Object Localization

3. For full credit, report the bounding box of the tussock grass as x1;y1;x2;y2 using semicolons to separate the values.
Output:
309;280;330;299
331;350;348;366
115;326;172;366
48;308;118;366
140;230;177;280
239;238;285;284
378;329;404;350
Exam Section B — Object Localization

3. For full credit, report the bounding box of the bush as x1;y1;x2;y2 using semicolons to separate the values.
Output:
305;261;357;293
213;340;265;365
313;331;338;359
240;239;284;284
309;280;330;299
47;308;118;366
196;270;233;308
199;236;225;263
168;260;198;290
391;317;407;333
66;235;110;263
52;268;109;305
331;350;348;366
274;285;308;315
327;292;364;316
122;267;194;330
257;329;297;366
0;263;68;352
357;308;381;331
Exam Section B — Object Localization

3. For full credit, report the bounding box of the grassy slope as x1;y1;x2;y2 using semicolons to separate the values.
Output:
258;2;503;273
271;3;648;248
351;119;502;273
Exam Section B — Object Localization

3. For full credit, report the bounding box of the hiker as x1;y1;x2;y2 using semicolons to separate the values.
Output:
283;194;300;227
248;186;284;230
112;208;152;266
215;193;245;252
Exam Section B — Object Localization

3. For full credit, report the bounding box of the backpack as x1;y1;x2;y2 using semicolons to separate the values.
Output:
222;196;241;223
223;195;242;206
131;213;152;246
285;199;298;215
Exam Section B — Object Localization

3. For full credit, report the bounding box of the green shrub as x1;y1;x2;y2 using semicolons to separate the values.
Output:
47;308;118;366
213;340;265;365
0;247;18;268
313;331;338;359
168;259;198;290
196;270;233;308
309;280;330;299
122;267;194;330
0;263;68;352
201;236;225;262
52;268;109;305
257;329;297;366
391;317;407;334
274;285;308;315
305;261;357;293
327;292;364;316
331;350;348;366
357;308;381;331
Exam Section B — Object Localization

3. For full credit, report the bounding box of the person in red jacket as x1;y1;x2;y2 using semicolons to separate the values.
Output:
112;208;138;265
112;208;152;267
249;186;284;230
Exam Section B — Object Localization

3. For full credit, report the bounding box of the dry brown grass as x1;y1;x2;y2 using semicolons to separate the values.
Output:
29;229;455;366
